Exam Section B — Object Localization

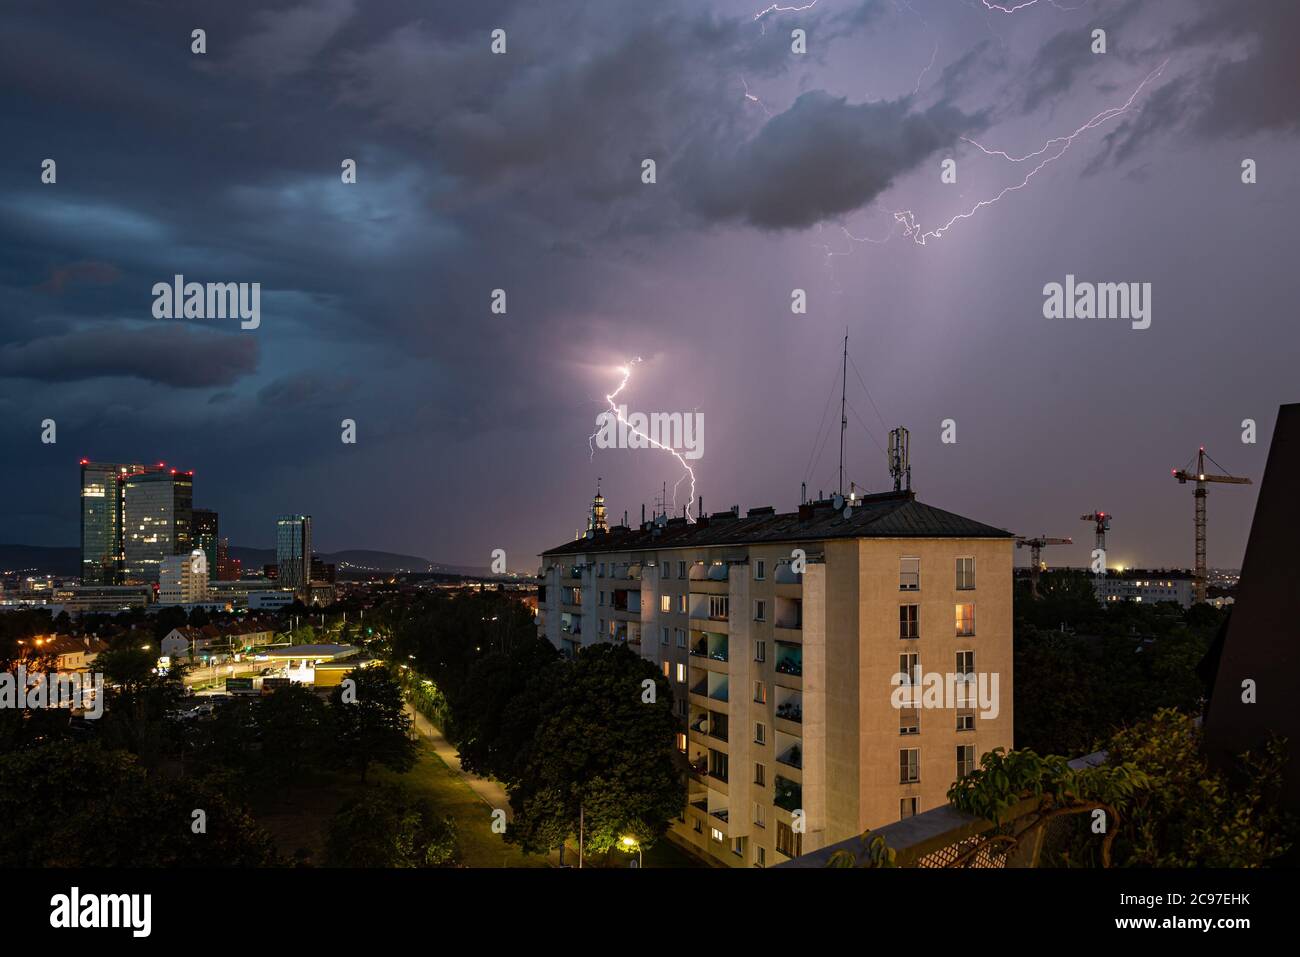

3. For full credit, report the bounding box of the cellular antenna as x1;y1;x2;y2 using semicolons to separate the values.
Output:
838;331;848;497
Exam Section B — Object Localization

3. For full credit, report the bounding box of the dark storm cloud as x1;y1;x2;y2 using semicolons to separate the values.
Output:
1;0;1295;566
1077;0;1300;173
0;325;257;388
1017;1;1145;116
682;93;981;229
257;370;359;407
1178;1;1300;138
35;260;122;295
223;0;358;82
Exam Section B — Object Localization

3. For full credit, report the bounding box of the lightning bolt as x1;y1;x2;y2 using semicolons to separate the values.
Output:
589;358;699;522
894;58;1170;245
753;1;818;21
977;0;1081;12
742;77;773;117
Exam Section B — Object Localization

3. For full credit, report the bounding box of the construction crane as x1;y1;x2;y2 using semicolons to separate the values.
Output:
1080;511;1112;575
1171;447;1251;604
1015;536;1073;597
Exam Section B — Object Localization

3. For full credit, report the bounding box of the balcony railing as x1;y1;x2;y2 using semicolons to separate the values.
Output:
774;776;801;812
776;700;802;723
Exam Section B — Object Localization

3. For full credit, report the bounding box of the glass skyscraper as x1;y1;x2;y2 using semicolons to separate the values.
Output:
80;460;155;584
276;515;312;594
191;508;219;577
122;469;193;583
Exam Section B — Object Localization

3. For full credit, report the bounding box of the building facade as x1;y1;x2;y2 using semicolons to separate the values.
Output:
538;489;1015;867
191;508;219;575
122;468;193;582
276;515;312;595
159;549;210;604
1093;571;1195;609
79;460;158;584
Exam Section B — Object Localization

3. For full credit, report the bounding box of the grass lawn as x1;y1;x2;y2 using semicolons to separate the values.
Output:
249;739;549;868
372;741;548;868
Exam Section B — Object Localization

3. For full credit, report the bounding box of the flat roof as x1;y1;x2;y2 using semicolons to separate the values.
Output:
257;644;358;660
542;491;1013;557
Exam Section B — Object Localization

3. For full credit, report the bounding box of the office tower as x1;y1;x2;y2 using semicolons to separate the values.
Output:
122;468;193;583
159;549;210;604
192;508;219;576
216;537;230;580
310;556;336;583
276;515;312;595
537;488;1014;867
80;460;155;584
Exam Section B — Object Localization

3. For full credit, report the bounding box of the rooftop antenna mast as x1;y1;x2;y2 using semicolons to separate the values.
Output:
838;331;848;496
888;427;911;492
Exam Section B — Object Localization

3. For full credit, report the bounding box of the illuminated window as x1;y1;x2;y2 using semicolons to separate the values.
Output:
956;603;975;636
660;595;671;614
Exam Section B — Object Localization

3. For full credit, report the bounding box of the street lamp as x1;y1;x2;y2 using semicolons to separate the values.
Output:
621;835;643;869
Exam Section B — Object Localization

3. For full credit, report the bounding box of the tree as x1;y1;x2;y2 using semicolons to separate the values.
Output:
329;665;416;782
938;709;1289;868
454;635;558;781
0;740;278;866
152;605;189;639
259;683;330;782
507;643;682;856
325;786;457;867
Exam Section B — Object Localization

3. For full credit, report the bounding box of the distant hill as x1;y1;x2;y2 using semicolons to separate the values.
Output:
0;544;496;579
0;545;80;577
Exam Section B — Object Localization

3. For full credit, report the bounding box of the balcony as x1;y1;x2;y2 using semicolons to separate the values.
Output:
690;786;730;831
775;688;803;725
689;671;729;704
689;593;730;622
612;623;641;646
775;730;802;770
773;562;803;585
774;775;802;813
774;641;802;678
612;588;641;613
689;631;729;663
689;561;730;582
775;596;803;630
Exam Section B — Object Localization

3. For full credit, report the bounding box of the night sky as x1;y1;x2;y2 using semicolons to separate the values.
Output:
2;0;1297;572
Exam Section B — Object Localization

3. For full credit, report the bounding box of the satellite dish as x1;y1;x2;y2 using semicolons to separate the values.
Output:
832;493;845;511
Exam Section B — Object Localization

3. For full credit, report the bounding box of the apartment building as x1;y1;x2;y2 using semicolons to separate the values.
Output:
537;488;1015;867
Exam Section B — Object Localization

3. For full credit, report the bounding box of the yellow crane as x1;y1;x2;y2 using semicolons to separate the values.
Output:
1171;447;1251;604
